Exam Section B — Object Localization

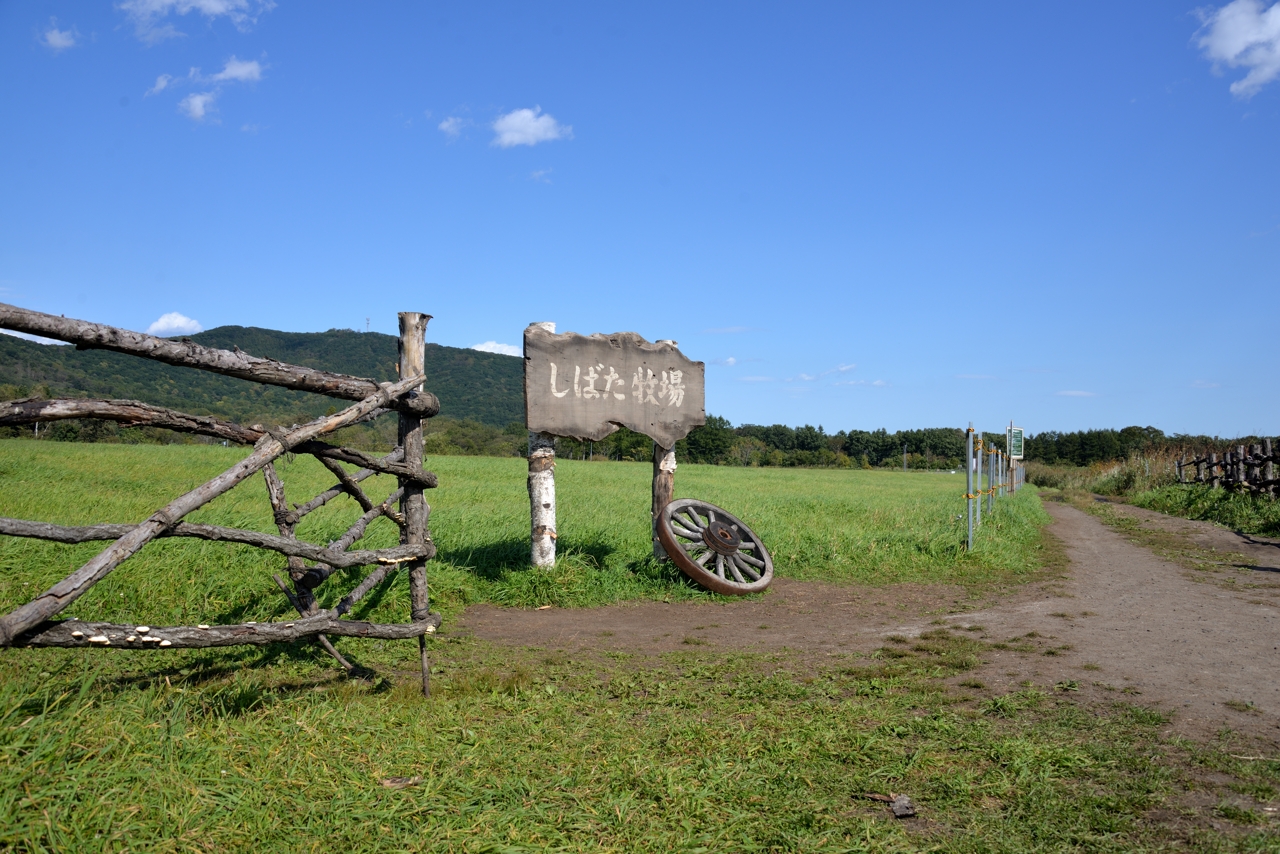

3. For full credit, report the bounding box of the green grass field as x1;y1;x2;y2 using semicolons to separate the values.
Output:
1;441;1272;852
0;440;1048;626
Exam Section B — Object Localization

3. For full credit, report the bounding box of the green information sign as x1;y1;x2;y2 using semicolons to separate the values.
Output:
1008;427;1024;460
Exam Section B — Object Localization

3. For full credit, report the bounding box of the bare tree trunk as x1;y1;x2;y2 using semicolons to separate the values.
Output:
398;312;434;697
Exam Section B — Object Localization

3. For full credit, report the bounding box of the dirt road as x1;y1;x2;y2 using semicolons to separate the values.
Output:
459;499;1280;746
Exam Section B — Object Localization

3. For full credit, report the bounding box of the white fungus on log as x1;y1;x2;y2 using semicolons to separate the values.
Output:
88;635;109;644
70;630;83;638
159;640;172;647
135;626;151;633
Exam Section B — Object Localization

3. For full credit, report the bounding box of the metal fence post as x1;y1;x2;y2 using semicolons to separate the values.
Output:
975;431;982;530
966;424;974;551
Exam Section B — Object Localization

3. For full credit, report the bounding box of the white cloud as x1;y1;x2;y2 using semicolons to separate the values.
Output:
146;73;173;96
212;56;262;82
788;373;816;382
179;91;217;121
118;0;276;44
1056;390;1096;397
471;341;521;357
530;168;553;183
491;107;572;148
147;312;203;336
438;116;467;138
40;20;78;52
711;357;737;366
738;376;775;382
1197;0;1280;97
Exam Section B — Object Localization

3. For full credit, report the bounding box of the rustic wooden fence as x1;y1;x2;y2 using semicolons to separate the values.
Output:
1176;439;1278;498
0;303;442;695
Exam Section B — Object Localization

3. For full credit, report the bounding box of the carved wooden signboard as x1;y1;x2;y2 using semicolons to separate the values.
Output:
523;325;706;449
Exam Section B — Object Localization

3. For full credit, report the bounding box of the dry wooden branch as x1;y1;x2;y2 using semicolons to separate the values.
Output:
0;517;432;568
13;612;441;648
0;302;440;416
319;457;375;512
293;488;406;591
0;398;434;487
335;565;394;616
1;397;260;442
288;448;406;524
0;374;424;647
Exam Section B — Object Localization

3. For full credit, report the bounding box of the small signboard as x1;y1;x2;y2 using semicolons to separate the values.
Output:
524;325;706;449
1007;426;1024;460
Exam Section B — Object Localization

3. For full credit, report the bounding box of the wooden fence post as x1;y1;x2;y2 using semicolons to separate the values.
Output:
397;311;433;697
1237;445;1247;490
652;443;676;559
1265;438;1275;497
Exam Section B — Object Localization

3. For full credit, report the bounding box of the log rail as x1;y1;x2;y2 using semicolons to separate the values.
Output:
0;305;443;695
1176;439;1278;498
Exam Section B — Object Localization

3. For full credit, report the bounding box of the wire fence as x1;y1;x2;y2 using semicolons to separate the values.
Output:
964;423;1025;550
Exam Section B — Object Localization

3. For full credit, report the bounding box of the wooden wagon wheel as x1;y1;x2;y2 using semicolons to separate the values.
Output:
656;498;774;595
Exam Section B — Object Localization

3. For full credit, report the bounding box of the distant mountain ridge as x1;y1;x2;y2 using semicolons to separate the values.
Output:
0;326;524;428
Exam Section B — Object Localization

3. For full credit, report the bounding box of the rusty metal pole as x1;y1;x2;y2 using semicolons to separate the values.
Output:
397;312;433;697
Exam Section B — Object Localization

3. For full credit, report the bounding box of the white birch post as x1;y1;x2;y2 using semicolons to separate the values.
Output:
527;322;558;567
652;443;676;560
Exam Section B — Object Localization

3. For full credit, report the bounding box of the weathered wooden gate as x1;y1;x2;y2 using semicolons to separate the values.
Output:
0;304;441;695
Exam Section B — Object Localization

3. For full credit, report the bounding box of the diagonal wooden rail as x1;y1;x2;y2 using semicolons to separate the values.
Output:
0;306;444;695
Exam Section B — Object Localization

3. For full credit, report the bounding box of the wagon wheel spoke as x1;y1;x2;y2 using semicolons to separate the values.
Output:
731;553;761;582
670;523;701;540
656;498;774;596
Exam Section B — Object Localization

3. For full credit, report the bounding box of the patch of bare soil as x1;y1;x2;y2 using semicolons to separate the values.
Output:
458;500;1280;748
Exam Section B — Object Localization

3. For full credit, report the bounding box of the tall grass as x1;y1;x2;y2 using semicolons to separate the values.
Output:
1025;449;1280;536
1025;450;1180;497
0;440;1049;629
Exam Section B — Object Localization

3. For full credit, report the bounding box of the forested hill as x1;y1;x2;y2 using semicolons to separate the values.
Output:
0;326;524;427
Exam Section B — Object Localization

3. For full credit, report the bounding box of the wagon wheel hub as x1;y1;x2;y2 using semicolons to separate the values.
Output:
655;498;774;596
703;520;741;555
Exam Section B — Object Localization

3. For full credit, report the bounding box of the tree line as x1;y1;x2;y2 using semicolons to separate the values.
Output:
3;378;1268;471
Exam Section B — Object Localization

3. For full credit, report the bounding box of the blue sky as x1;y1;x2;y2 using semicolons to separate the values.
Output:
2;1;1277;438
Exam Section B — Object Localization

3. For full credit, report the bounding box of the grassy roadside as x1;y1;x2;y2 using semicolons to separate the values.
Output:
4;627;1276;852
0;440;1048;627
1;444;1276;849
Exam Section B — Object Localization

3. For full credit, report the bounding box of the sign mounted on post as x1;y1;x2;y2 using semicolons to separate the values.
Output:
1007;425;1024;460
523;325;706;449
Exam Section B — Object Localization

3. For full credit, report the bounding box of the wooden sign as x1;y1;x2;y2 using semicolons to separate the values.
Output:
524;325;706;449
